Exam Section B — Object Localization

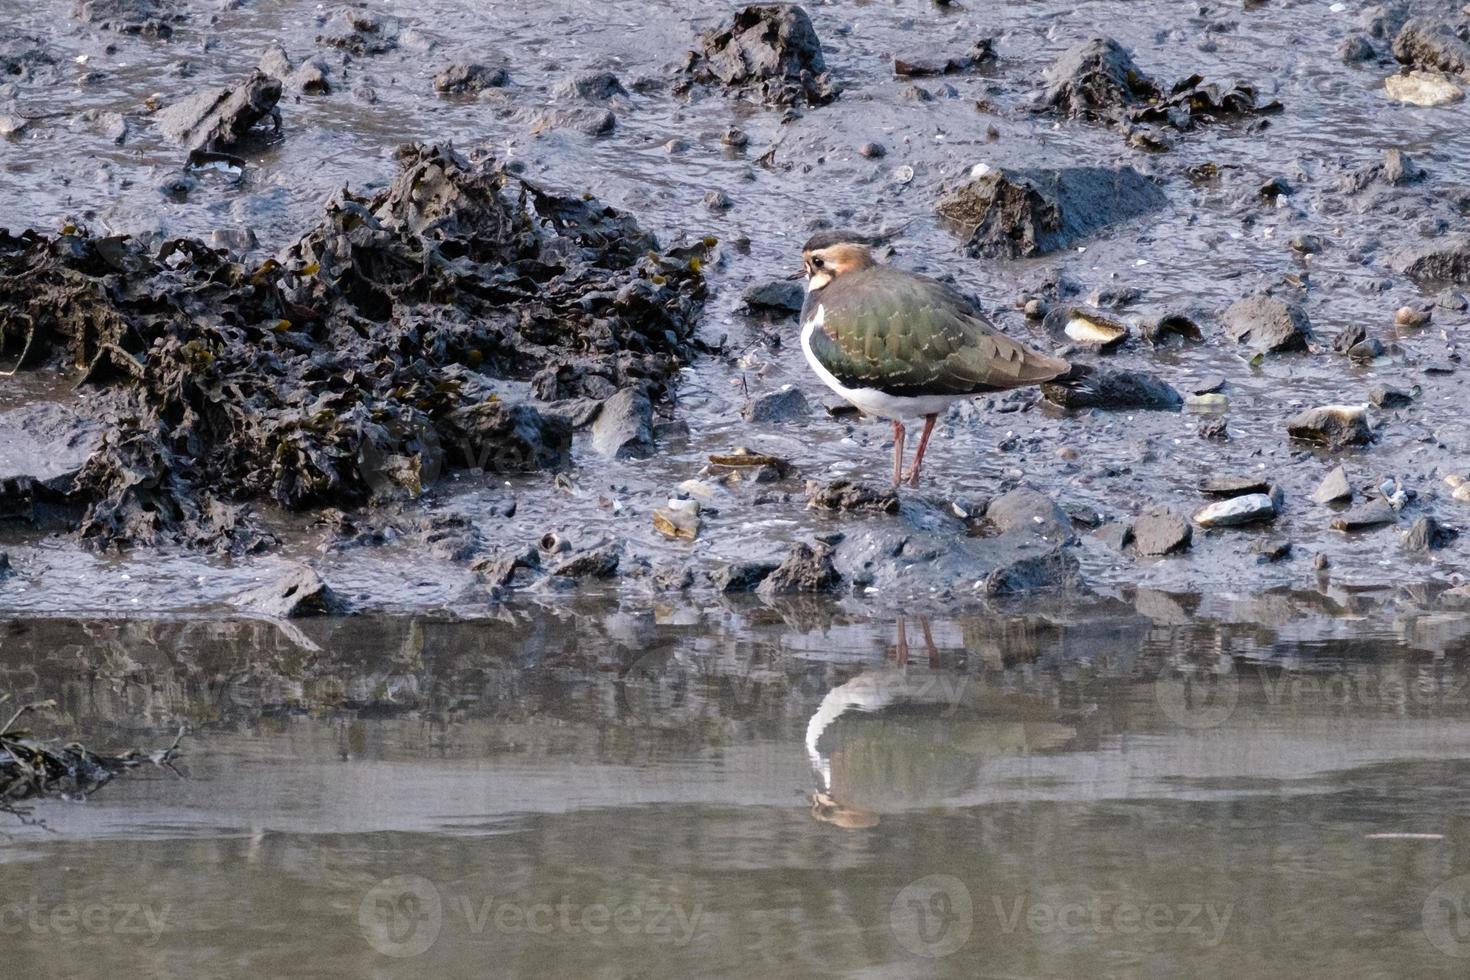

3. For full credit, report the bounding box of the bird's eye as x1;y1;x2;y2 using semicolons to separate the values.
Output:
812;257;825;269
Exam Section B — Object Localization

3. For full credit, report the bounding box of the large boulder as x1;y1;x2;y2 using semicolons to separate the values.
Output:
156;70;282;152
1222;293;1314;353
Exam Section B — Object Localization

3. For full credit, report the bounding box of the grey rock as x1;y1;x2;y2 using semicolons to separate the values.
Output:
550;546;621;579
806;480;900;515
1042;369;1182;411
1035;37;1159;119
1194;493;1276;527
441;401;571;473
156;70;282;152
984;546;1079;597
435;63;509;94
0;403;105;523
1133;510;1193;555
742;278;806;314
936;165;1166;259
1331;500;1397;531
1200;474;1271;496
742;385;810;423
1339;34;1377;63
533;106;616;136
1252;538;1293;563
1333;323;1368;354
1369;384;1414;408
236;564;345;617
590;386;655;459
554;71;627;101
1222;293;1314;353
1287;406;1373;449
715;560;779;592
1404;515;1456;552
1437;289;1469;311
679;3;837;107
1392;235;1470;283
1348;338;1386;363
1312;465;1353;505
858;141;886;158
472;547;540;588
1095;521;1134;550
1392;17;1470;76
986;487;1075;543
757;542;841;595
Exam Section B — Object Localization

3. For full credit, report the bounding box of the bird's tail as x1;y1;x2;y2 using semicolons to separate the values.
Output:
1051;361;1095;389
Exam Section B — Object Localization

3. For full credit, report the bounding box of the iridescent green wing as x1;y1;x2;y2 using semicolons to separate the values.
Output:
808;268;1071;397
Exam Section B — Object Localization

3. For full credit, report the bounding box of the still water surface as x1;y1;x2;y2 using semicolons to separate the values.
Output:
4;604;1470;978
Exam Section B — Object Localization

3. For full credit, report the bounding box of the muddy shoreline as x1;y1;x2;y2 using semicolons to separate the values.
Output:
3;0;1470;618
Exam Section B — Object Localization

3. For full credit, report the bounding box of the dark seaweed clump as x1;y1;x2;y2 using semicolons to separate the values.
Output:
1;699;183;821
0;143;709;550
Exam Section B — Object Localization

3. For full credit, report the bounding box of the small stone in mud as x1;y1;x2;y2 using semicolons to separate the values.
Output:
756;541;841;595
704;189;732;211
936;164;1166;259
590;387;655;459
236;564;345;618
721;128;749;147
434;63;509;94
806;480;899;515
1252;538;1293;563
1313;465;1353;505
1222;293;1314;353
987;488;1075;542
984;546;1079;597
1200;474;1271;497
1094;521;1133;551
156;70;282;153
318;7;399;56
1331;500;1397;531
1339;34;1377;64
1133;510;1192;556
1287;405;1373;449
77;0;182;37
442;402;572;474
1404;515;1456;552
1023;299;1047;320
1194;494;1276;528
1259;176;1294;200
1396;306;1433;330
894;40;994;77
858;141;886;159
1348;338;1386;363
715;560;779;592
653;503;701;541
472;547;540;589
554;71;628;102
1333;323;1368;354
742;278;806;314
1437;290;1469;311
1042;369;1182;411
1384;70;1464;106
1369;384;1415;409
741;385;810;423
532;106;616;136
663;138;689;154
548;549;619;582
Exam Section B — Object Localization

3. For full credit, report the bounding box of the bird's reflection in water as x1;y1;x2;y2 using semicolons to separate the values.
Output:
808;617;1083;829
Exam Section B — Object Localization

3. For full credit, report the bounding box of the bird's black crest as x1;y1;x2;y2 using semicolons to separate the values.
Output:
801;229;875;252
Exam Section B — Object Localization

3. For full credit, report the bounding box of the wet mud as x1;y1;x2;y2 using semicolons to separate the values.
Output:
1;0;1470;618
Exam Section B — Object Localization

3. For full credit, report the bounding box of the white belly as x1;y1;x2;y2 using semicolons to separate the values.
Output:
800;304;965;420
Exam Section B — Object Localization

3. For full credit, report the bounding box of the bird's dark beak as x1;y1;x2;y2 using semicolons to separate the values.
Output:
785;270;807;281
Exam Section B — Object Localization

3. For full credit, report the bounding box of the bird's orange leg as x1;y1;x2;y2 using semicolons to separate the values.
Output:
891;419;906;487
904;414;938;487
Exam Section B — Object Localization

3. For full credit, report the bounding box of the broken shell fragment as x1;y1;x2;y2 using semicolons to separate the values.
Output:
1044;305;1130;351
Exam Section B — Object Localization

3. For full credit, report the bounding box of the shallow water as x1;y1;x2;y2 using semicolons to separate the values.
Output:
4;607;1470;977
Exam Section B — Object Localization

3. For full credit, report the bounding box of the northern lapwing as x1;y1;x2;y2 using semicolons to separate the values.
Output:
797;231;1077;487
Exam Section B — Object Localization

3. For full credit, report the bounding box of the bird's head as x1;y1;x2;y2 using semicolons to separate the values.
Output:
797;230;877;292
